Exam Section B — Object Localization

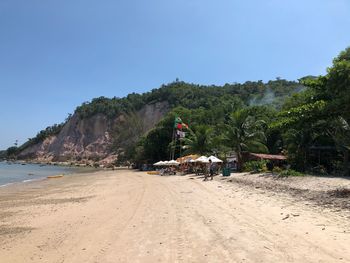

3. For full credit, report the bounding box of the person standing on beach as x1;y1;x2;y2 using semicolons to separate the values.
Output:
204;160;214;181
209;159;214;181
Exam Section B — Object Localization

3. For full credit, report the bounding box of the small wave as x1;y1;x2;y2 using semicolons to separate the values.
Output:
22;178;44;184
0;182;14;188
0;178;44;188
22;179;35;183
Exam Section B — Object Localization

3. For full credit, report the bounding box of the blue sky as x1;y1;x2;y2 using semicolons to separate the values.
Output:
0;0;350;149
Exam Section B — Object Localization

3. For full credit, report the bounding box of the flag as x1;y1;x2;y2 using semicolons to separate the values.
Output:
175;117;182;124
180;131;186;138
174;117;182;128
176;130;186;138
174;117;189;130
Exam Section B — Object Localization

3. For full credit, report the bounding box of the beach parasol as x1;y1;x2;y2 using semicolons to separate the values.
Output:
167;160;180;166
195;156;209;163
154;161;165;166
208;156;223;163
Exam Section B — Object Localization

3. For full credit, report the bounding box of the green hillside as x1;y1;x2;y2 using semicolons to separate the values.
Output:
17;79;302;155
75;79;301;119
9;46;350;176
123;47;350;177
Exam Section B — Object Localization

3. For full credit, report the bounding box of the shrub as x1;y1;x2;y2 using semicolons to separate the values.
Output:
310;165;328;176
272;166;283;174
243;160;267;173
279;169;304;177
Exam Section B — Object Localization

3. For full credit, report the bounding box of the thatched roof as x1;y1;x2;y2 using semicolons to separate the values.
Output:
250;153;287;161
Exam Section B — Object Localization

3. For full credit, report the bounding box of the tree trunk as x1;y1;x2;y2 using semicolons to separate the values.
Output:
237;152;243;172
344;149;349;176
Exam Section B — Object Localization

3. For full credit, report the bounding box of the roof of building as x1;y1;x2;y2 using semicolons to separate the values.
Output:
176;154;200;163
250;153;287;160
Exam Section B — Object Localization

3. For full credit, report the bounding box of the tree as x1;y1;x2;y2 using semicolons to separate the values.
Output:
6;146;18;159
274;47;350;173
327;117;350;176
111;112;145;159
223;110;267;171
302;47;350;123
182;125;213;155
272;100;332;171
325;48;350;123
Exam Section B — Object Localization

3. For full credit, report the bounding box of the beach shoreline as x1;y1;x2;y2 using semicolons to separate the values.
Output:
0;161;101;188
1;169;350;262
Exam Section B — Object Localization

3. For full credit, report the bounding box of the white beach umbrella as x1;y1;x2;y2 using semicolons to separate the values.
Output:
168;160;180;166
208;156;223;163
195;156;209;163
163;161;170;166
154;161;165;166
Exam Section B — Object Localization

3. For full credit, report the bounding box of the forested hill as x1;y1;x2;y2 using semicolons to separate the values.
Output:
75;79;302;119
7;47;350;176
13;79;303;164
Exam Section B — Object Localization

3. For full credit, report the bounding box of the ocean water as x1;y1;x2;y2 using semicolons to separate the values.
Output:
0;161;81;187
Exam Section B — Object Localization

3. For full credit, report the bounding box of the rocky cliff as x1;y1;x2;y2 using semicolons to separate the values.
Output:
18;102;169;165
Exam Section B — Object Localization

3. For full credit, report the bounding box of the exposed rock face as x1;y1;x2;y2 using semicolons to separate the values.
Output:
18;102;169;164
138;102;169;131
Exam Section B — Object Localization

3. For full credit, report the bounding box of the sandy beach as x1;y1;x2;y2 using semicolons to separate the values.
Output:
1;170;350;263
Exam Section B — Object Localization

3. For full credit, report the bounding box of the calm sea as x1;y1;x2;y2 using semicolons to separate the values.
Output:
0;161;82;187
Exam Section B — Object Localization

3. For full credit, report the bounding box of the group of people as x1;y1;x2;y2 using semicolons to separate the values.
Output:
159;166;176;176
157;159;224;181
193;160;220;181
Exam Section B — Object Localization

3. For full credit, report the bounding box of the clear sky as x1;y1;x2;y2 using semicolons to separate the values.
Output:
0;0;350;149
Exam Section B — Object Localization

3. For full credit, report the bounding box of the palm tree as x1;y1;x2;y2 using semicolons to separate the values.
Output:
182;125;213;156
223;110;267;171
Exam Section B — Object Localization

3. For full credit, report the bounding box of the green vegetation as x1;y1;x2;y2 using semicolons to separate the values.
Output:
272;166;283;174
75;79;300;119
131;47;350;176
18;121;67;153
0;150;6;159
18;79;300;157
5;146;18;159
271;47;350;175
222;110;268;171
129;104;275;170
278;169;305;177
243;160;268;173
104;79;301;167
15;46;350;177
182;125;214;156
15;113;73;155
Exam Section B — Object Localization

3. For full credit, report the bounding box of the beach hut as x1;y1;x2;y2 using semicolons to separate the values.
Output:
245;153;287;170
